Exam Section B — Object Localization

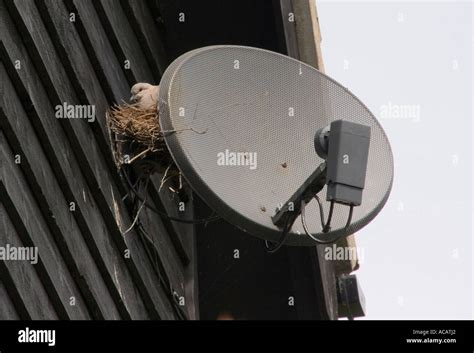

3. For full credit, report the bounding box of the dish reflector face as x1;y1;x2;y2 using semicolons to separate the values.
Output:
159;46;393;246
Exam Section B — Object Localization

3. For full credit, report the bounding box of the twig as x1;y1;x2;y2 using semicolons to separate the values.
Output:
126;147;153;164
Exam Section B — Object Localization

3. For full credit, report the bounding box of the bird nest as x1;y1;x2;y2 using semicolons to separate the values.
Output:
108;103;164;147
106;103;180;187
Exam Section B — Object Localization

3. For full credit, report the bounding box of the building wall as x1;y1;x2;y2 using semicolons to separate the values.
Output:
1;0;340;321
0;0;196;320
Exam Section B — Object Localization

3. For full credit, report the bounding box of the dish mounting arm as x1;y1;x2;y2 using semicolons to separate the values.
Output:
271;162;327;228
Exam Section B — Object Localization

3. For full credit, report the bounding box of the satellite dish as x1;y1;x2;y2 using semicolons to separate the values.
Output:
159;45;393;247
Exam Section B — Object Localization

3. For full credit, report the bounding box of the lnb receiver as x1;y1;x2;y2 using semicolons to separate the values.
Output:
315;120;371;206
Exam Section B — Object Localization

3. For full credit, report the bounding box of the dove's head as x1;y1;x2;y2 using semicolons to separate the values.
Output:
130;83;155;103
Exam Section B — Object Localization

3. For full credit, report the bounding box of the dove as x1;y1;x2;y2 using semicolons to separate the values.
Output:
130;83;160;110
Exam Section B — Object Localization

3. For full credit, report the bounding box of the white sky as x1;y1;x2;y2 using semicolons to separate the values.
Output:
317;0;473;319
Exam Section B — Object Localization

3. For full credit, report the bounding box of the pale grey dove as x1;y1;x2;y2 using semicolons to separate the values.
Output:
130;83;160;110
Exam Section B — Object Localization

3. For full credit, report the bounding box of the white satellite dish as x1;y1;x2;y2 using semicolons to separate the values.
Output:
158;46;393;248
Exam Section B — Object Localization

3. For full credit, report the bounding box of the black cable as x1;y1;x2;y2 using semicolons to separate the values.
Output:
314;195;334;233
323;200;335;233
301;197;355;244
264;214;293;253
301;200;337;244
314;194;326;229
345;205;354;229
121;168;220;224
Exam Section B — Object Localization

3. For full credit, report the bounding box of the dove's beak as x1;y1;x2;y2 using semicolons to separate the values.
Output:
130;95;135;102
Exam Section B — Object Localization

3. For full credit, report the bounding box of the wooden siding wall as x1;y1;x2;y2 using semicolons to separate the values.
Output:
0;0;197;320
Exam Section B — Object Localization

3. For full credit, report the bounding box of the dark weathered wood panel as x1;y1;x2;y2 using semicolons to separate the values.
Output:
0;48;149;320
37;0;122;186
138;208;186;296
0;7;152;320
150;0;280;59
36;0;193;315
1;64;126;320
36;1;182;319
0;258;30;320
1;0;198;320
94;0;155;85
65;0;130;102
0;203;59;320
0;279;20;320
147;176;200;319
120;0;168;77
57;0;194;269
149;176;193;264
4;0;177;319
48;2;192;314
0;132;91;320
66;0;195;274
